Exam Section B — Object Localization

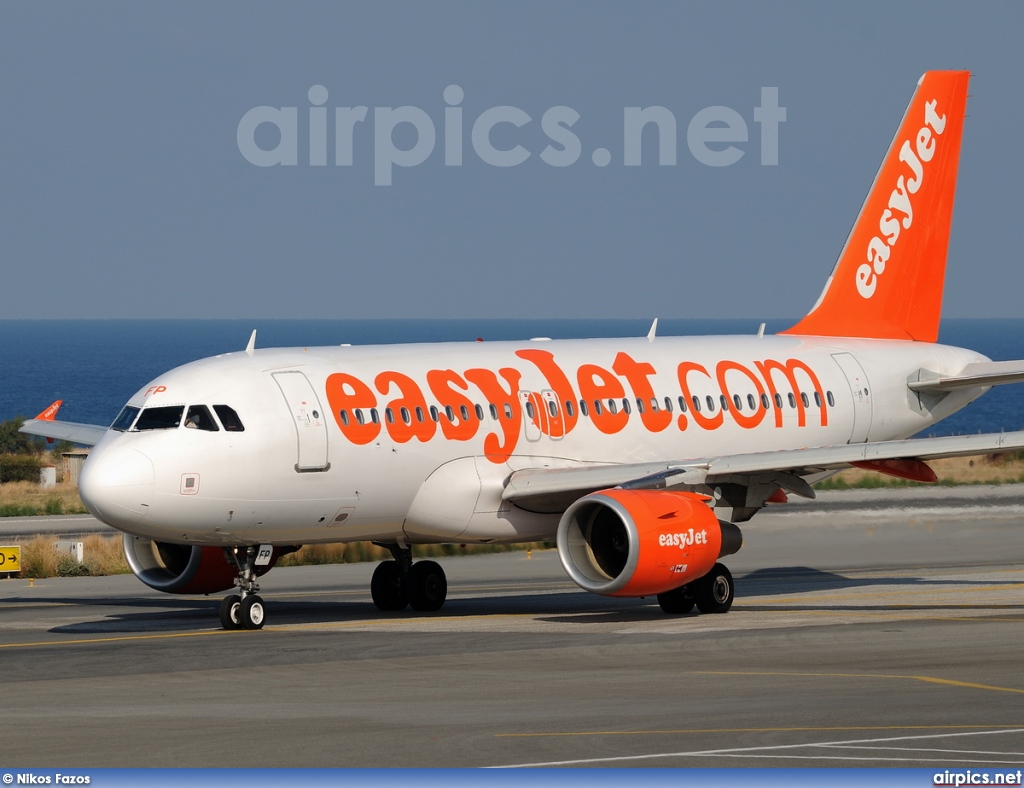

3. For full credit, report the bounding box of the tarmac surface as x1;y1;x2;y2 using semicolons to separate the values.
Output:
2;485;1023;768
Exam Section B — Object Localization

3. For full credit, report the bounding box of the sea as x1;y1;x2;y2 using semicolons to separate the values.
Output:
1;318;1023;439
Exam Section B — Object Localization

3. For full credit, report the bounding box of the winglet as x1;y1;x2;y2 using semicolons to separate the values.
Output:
34;400;62;444
782;70;970;342
245;330;257;358
646;318;658;342
36;400;62;421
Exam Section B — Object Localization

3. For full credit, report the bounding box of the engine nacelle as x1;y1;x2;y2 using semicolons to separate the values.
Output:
122;535;289;595
556;489;742;597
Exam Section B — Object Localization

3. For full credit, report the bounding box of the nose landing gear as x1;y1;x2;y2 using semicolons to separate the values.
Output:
220;546;266;630
370;543;448;613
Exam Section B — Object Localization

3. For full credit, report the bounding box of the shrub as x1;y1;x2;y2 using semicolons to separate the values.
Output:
56;553;90;577
0;454;44;483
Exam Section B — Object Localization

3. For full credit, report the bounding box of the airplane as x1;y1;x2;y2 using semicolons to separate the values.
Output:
21;70;1024;631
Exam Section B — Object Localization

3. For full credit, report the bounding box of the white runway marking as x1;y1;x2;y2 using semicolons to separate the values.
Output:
493;726;1024;768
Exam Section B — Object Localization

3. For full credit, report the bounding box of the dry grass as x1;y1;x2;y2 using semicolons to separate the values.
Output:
816;453;1024;490
10;534;550;578
15;535;130;578
276;540;554;567
0;480;88;516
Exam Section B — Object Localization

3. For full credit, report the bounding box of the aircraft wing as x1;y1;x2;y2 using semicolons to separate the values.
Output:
909;359;1024;392
19;419;107;447
502;429;1024;510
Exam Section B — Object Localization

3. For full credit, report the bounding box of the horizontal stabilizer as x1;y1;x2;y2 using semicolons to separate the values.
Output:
908;359;1024;392
20;419;107;447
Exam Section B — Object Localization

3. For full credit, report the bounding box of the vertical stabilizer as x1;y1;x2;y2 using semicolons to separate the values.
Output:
783;71;969;342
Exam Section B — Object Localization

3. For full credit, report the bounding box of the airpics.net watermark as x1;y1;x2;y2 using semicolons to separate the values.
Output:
237;85;786;186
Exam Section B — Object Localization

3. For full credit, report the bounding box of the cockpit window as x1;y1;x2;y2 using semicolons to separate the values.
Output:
184;405;219;431
213;405;245;432
134;406;184;431
110;406;140;432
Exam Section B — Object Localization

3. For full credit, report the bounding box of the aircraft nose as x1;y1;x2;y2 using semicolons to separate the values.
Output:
79;443;155;528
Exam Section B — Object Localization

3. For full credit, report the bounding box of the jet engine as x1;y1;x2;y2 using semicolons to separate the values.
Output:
122;535;291;594
556;489;742;597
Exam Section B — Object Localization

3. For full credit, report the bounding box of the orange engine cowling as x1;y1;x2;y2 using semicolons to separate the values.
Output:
556;489;742;597
122;535;292;595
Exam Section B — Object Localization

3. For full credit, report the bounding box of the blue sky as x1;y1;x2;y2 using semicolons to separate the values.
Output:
2;2;1022;320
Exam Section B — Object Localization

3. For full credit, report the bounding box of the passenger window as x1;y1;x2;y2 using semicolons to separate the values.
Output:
706;395;715;412
460;405;470;422
691;395;701;412
664;397;672;413
813;391;822;407
719;395;729;411
800;392;810;408
489;404;498;420
548;400;557;418
445;405;456;422
648;398;657;412
110;405;140;432
475;404;484;420
340;410;350;427
525;402;535;419
213;405;245;432
677;396;687;413
788;393;796;408
355;409;365;426
385;408;395;424
773;394;783;409
416;406;425;423
135;405;185;431
608;399;617;415
371;408;380;425
184;405;219;431
622;399;631;415
400;407;411;425
594;400;603;415
747;394;756;410
579;400;589;417
827;391;835;407
565;400;575;418
430;406;440;422
761;394;770;410
503;403;514;420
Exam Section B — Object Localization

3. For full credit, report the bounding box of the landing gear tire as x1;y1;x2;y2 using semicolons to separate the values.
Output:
240;595;266;629
219;594;242;630
694;563;734;614
657;584;695;615
406;560;447;612
371;560;408;611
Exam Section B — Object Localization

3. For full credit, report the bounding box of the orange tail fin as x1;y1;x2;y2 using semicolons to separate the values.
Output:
782;71;970;342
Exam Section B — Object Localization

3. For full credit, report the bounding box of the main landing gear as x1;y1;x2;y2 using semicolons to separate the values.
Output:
370;543;448;613
656;562;735;615
220;546;266;630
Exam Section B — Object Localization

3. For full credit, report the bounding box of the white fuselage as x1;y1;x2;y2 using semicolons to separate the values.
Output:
78;334;987;547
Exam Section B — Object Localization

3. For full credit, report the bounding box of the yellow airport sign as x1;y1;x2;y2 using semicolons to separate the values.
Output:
0;545;21;573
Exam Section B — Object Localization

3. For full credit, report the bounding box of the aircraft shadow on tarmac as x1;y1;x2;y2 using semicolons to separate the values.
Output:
12;565;1022;635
